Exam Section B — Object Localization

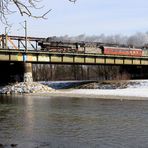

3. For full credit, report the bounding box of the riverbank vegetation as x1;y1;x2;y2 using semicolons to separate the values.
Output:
32;64;134;81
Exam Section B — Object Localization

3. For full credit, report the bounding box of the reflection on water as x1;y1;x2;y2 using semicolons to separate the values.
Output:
1;95;148;148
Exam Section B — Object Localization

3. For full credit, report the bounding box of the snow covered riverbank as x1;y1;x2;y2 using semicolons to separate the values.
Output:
28;80;148;100
60;88;148;99
0;80;148;100
65;80;148;99
26;88;148;100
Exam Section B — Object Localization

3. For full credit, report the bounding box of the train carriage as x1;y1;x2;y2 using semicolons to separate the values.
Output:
100;46;143;57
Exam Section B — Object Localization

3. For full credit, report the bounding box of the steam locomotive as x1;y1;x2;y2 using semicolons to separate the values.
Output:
38;38;147;57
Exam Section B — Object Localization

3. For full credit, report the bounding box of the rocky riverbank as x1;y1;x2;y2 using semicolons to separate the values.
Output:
76;80;140;89
0;82;53;94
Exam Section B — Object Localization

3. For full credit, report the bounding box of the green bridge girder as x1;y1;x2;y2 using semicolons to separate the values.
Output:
0;49;148;65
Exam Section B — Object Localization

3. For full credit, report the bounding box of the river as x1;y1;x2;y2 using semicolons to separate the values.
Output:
0;95;148;148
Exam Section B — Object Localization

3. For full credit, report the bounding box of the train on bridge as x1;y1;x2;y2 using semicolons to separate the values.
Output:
38;38;148;57
1;34;148;57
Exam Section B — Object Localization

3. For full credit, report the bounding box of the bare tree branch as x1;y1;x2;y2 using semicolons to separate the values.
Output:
0;0;77;25
69;0;77;2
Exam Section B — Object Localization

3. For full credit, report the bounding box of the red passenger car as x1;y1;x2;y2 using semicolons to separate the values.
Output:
101;46;143;57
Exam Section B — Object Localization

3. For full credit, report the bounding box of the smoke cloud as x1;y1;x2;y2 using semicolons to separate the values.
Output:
51;32;148;47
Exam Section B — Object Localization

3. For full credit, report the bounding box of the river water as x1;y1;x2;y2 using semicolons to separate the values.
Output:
0;95;148;148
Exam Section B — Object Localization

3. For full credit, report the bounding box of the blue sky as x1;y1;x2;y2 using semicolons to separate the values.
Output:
1;0;148;37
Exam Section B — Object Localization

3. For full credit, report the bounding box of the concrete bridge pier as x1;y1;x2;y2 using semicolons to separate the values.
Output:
23;63;33;82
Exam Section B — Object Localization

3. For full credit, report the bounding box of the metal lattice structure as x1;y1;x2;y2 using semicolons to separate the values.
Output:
0;34;45;50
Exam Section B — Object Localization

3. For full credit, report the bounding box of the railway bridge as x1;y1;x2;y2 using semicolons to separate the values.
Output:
0;34;148;83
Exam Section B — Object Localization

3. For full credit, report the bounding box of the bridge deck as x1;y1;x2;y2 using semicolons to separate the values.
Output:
0;49;148;65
